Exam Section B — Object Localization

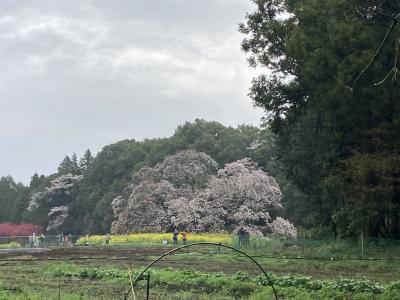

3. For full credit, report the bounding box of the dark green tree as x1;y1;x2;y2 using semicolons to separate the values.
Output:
240;0;400;237
58;155;81;175
79;149;93;172
29;173;47;190
0;176;19;222
71;153;79;172
57;156;73;175
0;176;30;223
173;119;260;166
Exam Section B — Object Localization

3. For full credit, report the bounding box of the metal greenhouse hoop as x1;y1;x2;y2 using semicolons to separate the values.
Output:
123;242;278;300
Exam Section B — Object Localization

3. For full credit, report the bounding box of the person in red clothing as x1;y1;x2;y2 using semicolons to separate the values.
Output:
180;230;187;245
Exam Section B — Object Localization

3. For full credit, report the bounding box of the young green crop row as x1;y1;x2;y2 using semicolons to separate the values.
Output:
1;261;400;300
46;264;400;299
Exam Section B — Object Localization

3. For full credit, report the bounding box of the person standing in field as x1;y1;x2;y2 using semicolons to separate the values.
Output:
105;233;111;245
68;233;73;247
63;234;68;247
172;228;179;246
28;235;33;248
38;234;45;247
57;234;63;246
32;233;38;247
84;234;90;246
180;230;187;245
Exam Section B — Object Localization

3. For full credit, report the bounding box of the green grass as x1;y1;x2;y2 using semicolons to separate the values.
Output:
0;242;21;249
1;260;399;300
74;232;400;260
1;244;400;300
167;251;400;282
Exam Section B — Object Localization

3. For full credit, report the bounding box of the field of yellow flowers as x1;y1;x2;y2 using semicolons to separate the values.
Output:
76;232;234;246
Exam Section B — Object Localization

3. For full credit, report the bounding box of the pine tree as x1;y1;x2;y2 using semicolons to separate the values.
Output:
79;149;93;172
58;156;73;175
71;153;79;173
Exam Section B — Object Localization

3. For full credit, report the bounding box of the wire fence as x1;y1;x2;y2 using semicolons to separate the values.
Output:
1;233;400;260
0;235;80;248
3;279;126;300
232;234;400;260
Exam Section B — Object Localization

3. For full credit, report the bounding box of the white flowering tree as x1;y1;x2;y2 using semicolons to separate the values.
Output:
200;158;287;236
111;180;177;233
269;217;297;239
27;174;82;232
111;150;217;233
47;206;69;232
159;150;218;190
111;152;296;238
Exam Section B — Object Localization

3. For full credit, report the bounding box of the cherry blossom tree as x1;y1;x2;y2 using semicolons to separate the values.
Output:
200;158;285;236
47;206;69;232
27;174;82;232
269;217;297;239
111;180;176;233
111;151;296;238
159;150;218;190
111;150;217;233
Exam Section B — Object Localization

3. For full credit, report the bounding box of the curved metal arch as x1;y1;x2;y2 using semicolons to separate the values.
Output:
124;242;278;300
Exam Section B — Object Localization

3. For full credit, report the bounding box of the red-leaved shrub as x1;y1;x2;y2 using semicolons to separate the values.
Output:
0;223;43;237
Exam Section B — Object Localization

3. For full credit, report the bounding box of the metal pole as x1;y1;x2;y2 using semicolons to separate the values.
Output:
361;231;364;259
58;280;61;300
146;274;150;300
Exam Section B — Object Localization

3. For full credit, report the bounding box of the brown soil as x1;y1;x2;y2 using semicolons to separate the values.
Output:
1;246;398;282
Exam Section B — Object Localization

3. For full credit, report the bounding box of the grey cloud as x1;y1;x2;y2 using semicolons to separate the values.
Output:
0;0;263;184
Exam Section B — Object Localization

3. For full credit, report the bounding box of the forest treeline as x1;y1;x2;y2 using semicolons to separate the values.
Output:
1;120;303;235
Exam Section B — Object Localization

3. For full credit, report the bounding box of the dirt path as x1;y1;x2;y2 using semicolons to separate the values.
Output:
0;248;50;254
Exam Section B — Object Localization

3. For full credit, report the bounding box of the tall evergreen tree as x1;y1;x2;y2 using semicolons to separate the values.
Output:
0;176;18;222
71;153;79;173
29;173;47;191
240;0;400;237
79;149;93;172
58;154;81;175
0;176;29;223
58;156;73;175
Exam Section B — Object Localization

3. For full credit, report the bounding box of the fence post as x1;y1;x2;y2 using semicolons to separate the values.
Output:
361;231;364;259
58;279;61;300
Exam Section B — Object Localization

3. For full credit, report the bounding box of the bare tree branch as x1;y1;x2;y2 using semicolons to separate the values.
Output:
373;37;400;85
352;13;400;89
390;36;399;80
374;67;395;86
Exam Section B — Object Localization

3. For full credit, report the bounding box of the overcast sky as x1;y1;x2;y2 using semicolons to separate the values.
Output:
0;0;264;184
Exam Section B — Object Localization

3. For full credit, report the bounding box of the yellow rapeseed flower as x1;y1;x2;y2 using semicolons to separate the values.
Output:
76;232;233;246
